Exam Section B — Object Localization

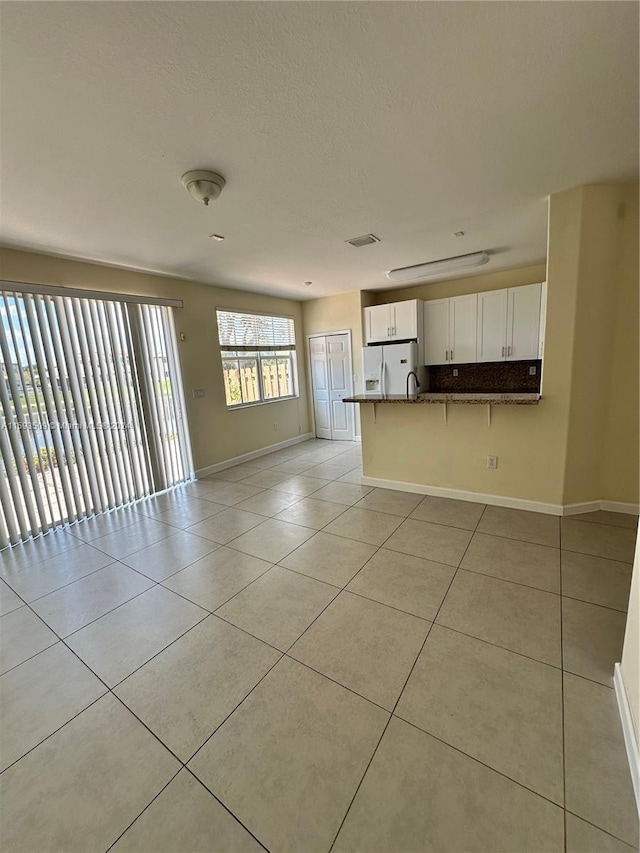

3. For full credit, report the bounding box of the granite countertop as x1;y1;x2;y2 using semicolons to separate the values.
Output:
343;393;541;405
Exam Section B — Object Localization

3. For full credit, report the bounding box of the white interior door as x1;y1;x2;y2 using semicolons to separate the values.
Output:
309;333;354;440
326;334;353;440
309;337;331;440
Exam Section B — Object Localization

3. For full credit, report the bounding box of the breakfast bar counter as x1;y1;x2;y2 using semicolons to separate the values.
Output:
343;393;541;405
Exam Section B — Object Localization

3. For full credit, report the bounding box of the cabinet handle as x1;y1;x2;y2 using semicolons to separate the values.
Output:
450;349;453;361
507;346;511;357
502;346;505;357
445;350;449;361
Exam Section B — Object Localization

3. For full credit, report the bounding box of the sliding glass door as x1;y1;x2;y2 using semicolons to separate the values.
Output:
0;287;192;547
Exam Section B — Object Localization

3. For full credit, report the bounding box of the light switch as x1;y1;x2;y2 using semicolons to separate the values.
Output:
192;389;205;399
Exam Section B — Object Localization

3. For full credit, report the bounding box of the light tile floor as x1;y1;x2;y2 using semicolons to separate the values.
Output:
0;438;638;852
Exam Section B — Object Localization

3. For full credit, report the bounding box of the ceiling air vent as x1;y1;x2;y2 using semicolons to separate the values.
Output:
346;234;380;248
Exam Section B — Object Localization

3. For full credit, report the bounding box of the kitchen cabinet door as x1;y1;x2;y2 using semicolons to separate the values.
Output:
365;305;390;344
424;298;450;365
476;289;508;362
507;283;542;360
450;293;477;364
390;300;418;341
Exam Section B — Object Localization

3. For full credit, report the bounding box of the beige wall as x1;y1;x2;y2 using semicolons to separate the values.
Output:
0;248;311;472
601;184;640;503
563;185;637;503
302;291;365;436
359;182;639;509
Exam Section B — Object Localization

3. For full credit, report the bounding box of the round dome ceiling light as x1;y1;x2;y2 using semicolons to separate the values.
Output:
181;170;226;206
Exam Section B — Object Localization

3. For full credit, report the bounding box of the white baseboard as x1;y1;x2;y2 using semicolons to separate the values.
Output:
564;500;640;516
195;433;314;478
614;663;640;817
358;477;640;518
359;476;563;515
562;501;603;516
601;501;640;515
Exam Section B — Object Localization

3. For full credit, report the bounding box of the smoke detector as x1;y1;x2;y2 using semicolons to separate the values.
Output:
181;170;226;206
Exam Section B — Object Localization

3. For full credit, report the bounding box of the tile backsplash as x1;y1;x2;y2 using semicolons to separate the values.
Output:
425;360;542;393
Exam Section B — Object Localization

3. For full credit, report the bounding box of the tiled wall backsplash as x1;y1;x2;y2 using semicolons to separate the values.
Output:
425;360;542;393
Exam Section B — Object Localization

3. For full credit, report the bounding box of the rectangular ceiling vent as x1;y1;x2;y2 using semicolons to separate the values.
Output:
346;234;380;248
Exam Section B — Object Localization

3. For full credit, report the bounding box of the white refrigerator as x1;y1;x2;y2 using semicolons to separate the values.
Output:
362;342;422;396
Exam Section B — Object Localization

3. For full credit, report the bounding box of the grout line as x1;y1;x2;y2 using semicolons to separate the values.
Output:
560;519;568;853
58;582;160;640
0;691;108;775
396;715;566;811
181;770;272;853
327;505;480;850
563;810;638;850
560;546;635;565
3;558;120;605
103;766;185;852
183;652;285;766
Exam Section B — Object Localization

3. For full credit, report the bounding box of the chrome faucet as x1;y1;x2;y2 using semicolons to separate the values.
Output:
406;371;420;397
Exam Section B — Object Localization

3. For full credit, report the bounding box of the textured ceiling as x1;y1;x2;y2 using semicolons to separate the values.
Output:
1;1;638;299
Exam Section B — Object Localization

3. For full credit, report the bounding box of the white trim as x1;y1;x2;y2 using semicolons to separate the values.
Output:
564;501;640;516
614;662;640;817
602;501;640;515
359;476;563;515
195;432;314;478
356;476;639;517
562;501;603;516
357;477;640;517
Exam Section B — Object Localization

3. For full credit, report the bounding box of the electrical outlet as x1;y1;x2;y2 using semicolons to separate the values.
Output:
453;369;459;377
273;422;278;431
487;455;498;469
192;389;205;399
529;366;537;376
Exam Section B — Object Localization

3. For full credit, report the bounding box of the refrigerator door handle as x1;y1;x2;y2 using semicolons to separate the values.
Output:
380;358;385;397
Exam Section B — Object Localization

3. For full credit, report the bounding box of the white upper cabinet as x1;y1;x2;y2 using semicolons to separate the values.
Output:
424;283;544;365
365;304;390;344
476;289;509;362
390;299;419;341
506;283;542;360
424;294;478;365
364;299;422;344
449;293;478;364
424;299;450;364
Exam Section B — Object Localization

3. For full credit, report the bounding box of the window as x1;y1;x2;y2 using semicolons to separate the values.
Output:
216;310;298;407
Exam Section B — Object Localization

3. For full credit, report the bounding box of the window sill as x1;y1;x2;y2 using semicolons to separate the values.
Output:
225;395;299;411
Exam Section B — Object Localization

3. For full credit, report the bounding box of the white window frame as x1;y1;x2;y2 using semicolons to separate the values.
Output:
216;309;299;409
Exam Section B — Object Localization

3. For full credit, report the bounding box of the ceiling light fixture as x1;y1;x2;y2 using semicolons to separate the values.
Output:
209;234;225;241
181;170;226;206
387;251;490;283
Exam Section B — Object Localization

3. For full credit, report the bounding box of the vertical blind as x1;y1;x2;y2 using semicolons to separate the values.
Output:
0;288;192;548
